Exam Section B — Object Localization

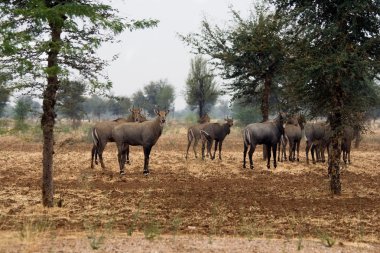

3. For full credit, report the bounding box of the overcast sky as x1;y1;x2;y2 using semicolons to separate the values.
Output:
99;0;256;110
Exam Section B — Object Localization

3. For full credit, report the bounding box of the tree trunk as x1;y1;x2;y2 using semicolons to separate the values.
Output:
261;75;271;122
262;75;271;160
41;14;63;207
198;79;205;118
328;77;344;195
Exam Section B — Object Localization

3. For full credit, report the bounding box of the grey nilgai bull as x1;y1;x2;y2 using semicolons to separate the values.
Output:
243;113;285;169
185;114;211;159
200;117;234;160
91;107;146;169
112;109;169;175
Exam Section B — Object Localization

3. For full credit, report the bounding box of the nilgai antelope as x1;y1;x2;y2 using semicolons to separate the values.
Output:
282;114;305;162
91;107;146;169
200;117;234;160
243;113;286;169
341;126;355;164
185;114;211;159
112;109;169;175
277;135;288;162
304;123;331;164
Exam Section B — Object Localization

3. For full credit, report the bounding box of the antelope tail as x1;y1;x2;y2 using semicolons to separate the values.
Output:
188;129;195;142
243;128;251;147
200;130;211;141
92;128;100;148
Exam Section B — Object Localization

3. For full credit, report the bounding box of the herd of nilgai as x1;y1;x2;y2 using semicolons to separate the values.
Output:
91;107;146;169
90;108;359;176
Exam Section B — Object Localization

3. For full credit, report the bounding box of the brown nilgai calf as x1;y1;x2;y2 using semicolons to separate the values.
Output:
185;114;211;159
91;107;146;169
200;117;234;160
112;109;169;175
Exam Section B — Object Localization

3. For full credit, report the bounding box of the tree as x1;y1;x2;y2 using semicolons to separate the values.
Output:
143;79;175;116
231;99;261;126
13;96;41;129
0;87;10;118
185;56;219;118
181;7;285;122
107;96;132;118
56;79;86;127
13;96;34;122
0;1;157;207
83;95;108;120
0;72;11;118
272;0;380;194
210;99;231;119
132;90;149;112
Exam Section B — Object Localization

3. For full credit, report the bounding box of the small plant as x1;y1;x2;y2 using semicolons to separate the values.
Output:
297;236;304;251
127;200;143;236
318;230;335;247
144;220;161;241
171;216;182;239
84;221;106;250
19;217;51;241
87;233;105;250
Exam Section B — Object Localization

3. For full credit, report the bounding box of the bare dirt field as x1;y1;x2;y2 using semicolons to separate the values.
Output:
0;123;379;252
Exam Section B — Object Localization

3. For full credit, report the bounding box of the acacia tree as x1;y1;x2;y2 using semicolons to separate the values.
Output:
0;1;157;206
132;90;149;111
143;79;175;116
107;96;132;117
0;71;11;117
273;0;380;194
56;79;86;128
185;56;219;118
181;8;284;122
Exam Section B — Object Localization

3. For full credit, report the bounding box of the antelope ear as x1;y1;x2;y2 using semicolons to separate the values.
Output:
166;109;170;115
129;108;133;112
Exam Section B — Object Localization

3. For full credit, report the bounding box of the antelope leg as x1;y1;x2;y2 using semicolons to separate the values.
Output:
248;145;255;169
143;146;152;175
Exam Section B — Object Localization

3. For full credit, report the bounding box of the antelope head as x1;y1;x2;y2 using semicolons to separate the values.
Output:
224;116;234;127
130;107;144;122
154;108;170;126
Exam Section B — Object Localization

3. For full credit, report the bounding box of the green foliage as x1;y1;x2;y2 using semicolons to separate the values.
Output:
0;0;158;207
143;218;161;241
231;100;261;126
185;56;219;117
0;73;11;117
13;96;40;127
318;230;335;247
132;79;175;117
87;234;105;250
184;112;198;124
181;6;285;120
0;1;158;92
56;79;86;121
19;217;52;241
171;216;182;239
273;0;380;124
83;95;107;120
0;119;11;134
107;96;131;117
131;90;149;111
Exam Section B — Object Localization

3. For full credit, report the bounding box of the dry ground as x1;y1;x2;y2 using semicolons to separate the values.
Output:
0;123;379;252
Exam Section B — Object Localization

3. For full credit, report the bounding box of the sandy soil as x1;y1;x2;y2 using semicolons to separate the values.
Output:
0;124;379;252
